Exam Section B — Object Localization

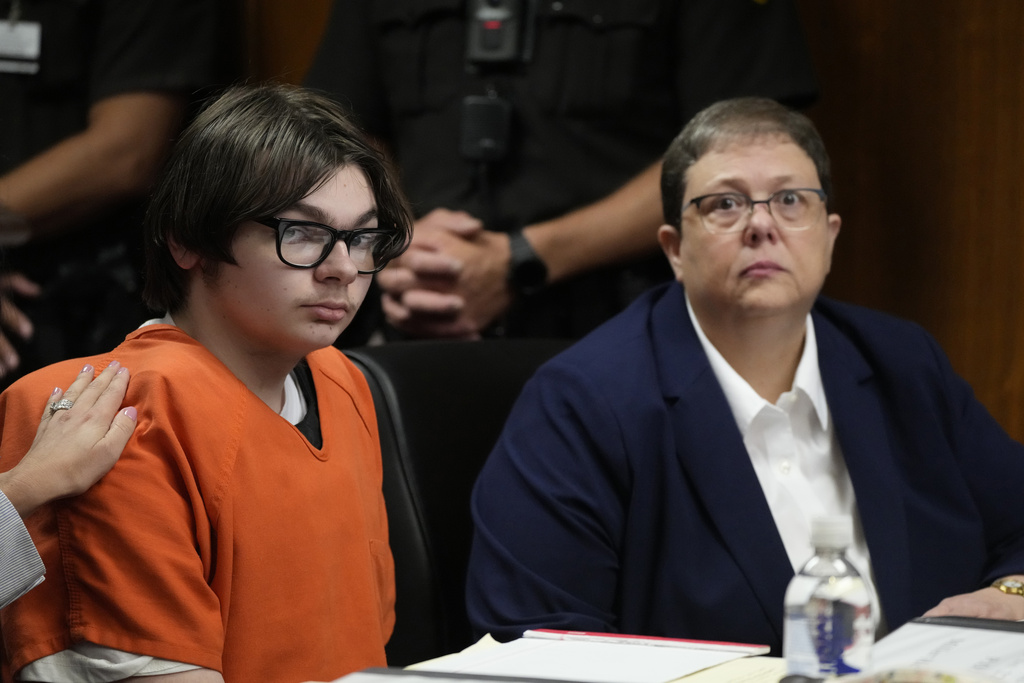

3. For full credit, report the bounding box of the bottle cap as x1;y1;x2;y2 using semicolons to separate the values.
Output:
810;515;853;549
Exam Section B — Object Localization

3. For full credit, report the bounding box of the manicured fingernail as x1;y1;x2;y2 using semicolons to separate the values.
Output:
51;386;62;397
123;406;138;422
108;360;121;371
81;364;94;374
116;366;128;376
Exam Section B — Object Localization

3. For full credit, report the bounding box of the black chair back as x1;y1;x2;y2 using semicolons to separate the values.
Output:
346;338;570;666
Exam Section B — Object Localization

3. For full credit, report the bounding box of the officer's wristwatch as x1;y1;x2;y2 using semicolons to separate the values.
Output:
507;228;548;296
991;578;1024;597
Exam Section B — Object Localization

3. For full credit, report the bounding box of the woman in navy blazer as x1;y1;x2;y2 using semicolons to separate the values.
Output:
466;98;1024;652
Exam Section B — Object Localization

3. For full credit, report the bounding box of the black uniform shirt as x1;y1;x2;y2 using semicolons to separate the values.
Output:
308;0;819;338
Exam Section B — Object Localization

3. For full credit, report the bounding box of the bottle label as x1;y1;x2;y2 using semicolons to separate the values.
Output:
784;577;874;676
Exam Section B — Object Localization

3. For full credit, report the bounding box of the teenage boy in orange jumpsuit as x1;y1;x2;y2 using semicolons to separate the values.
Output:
0;83;412;683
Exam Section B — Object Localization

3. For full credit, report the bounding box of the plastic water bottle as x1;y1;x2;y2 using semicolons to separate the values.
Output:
783;515;875;678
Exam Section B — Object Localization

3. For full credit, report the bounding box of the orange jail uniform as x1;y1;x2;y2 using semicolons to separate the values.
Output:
0;324;395;682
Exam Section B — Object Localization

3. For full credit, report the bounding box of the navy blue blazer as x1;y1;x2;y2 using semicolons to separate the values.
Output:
466;282;1024;653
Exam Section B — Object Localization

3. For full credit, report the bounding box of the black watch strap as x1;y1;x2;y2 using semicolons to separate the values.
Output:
507;229;548;296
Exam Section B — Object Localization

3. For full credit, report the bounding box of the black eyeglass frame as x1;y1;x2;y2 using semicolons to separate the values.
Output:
255;217;394;273
684;188;828;233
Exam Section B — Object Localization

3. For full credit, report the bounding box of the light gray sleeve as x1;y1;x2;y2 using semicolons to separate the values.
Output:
0;490;45;609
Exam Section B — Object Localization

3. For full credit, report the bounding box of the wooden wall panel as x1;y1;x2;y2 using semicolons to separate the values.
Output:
241;0;332;83
796;1;1024;439
242;1;1024;440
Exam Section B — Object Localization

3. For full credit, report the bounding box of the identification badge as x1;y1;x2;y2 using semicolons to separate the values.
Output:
0;20;41;74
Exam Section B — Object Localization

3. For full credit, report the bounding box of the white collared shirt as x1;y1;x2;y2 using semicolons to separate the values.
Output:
686;297;883;626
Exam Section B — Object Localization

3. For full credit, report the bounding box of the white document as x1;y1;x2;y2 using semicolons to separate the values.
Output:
412;636;752;683
872;619;1024;683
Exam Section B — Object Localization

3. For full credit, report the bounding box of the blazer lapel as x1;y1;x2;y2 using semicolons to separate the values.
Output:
813;308;912;629
650;285;794;642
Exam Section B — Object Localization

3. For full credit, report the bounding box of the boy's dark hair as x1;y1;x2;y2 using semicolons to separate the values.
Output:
143;83;413;313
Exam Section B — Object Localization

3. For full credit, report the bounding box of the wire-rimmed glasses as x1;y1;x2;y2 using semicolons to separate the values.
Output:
684;188;827;234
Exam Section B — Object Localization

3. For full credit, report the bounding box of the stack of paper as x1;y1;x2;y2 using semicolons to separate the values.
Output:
868;617;1024;683
405;629;768;683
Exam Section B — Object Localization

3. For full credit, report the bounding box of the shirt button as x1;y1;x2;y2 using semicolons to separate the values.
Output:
779;460;791;475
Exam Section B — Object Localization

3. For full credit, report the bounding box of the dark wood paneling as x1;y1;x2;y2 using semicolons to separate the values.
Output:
797;1;1024;439
242;0;1024;440
241;0;332;83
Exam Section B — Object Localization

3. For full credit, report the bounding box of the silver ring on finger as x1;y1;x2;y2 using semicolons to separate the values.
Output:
48;398;74;416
